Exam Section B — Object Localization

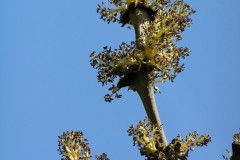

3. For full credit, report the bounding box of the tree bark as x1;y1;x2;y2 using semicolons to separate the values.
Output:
128;6;168;145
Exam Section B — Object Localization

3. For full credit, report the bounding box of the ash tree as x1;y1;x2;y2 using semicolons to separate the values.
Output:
57;0;239;160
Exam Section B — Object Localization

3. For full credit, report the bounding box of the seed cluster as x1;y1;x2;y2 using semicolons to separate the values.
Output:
58;131;91;160
128;119;211;160
91;0;195;102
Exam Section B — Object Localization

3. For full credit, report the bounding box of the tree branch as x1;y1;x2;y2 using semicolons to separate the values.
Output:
128;5;168;145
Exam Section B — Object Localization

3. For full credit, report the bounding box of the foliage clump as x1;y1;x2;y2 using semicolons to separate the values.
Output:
58;131;91;160
127;118;211;160
90;0;195;102
58;131;110;160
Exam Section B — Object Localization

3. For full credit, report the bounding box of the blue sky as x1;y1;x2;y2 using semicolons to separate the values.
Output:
0;0;239;160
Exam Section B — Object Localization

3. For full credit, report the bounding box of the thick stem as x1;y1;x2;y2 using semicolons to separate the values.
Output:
129;6;168;145
134;69;168;145
129;7;148;50
232;141;240;160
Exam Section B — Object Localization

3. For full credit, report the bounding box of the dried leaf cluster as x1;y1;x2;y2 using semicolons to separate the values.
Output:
127;118;211;160
91;0;195;101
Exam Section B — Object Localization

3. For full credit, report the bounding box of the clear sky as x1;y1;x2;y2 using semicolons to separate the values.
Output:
0;0;239;160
